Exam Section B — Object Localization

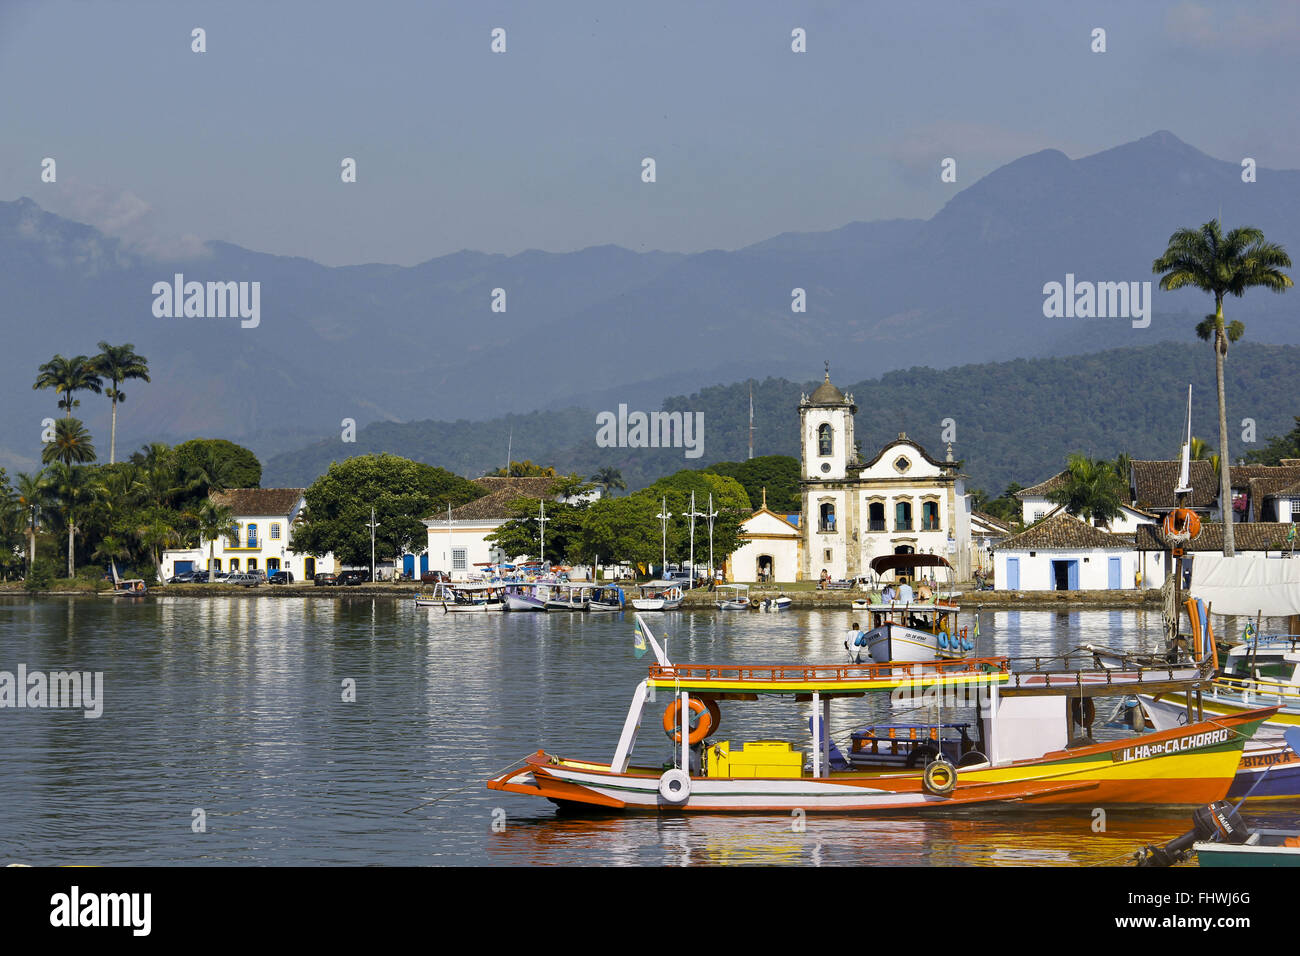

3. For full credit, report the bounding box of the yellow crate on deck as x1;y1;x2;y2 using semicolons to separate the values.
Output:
707;740;803;779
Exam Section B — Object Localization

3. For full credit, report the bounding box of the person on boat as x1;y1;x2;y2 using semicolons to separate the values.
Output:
898;581;914;605
881;583;896;604
917;581;933;602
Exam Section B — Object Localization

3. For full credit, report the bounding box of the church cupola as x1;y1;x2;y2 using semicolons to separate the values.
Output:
799;363;856;481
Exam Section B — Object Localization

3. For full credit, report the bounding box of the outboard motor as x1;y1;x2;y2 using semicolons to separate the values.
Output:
1135;800;1251;866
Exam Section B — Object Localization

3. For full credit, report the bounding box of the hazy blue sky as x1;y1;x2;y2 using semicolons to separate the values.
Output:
3;0;1298;265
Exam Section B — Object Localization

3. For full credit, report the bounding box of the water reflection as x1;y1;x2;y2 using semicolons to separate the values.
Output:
1;598;1297;866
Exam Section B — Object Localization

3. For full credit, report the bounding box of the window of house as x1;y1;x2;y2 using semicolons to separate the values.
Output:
895;501;913;531
452;548;467;571
247;523;258;548
922;501;939;530
818;423;833;457
228;525;240;549
248;559;257;571
209;559;221;572
271;523;281;539
824;549;833;562
868;501;886;531
1033;511;1045;522
230;559;240;571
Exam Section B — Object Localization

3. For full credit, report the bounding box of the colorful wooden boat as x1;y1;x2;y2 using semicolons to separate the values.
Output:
487;615;1273;814
631;582;683;611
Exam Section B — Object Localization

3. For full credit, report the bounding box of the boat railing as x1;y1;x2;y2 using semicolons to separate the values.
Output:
648;657;1009;684
1213;675;1300;700
1003;656;1209;689
1248;634;1300;649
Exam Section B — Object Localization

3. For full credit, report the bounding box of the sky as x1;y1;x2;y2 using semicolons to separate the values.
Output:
2;0;1298;266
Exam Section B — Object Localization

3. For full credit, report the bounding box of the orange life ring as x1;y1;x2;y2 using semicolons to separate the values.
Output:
662;697;721;745
1163;508;1202;541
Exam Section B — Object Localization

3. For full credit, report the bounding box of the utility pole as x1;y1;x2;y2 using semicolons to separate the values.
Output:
538;500;550;565
687;490;703;589
657;497;672;577
704;493;718;586
748;382;754;460
366;507;380;582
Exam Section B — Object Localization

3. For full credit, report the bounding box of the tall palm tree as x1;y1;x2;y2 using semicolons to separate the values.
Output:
33;354;103;417
15;470;50;574
92;534;131;586
192;499;236;582
41;418;97;467
590;466;627;498
1154;220;1293;556
93;343;150;464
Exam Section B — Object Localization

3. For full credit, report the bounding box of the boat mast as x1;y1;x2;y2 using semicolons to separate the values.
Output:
748;382;754;460
657;497;672;576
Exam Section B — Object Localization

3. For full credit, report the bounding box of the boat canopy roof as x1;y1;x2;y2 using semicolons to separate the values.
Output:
870;554;953;575
640;580;682;588
647;659;1008;699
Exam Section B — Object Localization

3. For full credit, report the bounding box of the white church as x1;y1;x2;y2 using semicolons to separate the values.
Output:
797;369;973;583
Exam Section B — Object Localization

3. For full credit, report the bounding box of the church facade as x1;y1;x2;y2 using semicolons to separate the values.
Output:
799;371;973;582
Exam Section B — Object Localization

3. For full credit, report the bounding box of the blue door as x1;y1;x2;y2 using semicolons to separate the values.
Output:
420;553;429;574
1006;558;1019;589
403;554;415;577
1108;557;1122;589
1067;561;1079;590
174;560;193;575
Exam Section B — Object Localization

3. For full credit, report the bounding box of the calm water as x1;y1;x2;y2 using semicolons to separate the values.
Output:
1;597;1297;867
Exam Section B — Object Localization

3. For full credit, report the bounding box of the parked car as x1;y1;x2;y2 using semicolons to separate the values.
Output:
268;570;294;585
167;570;199;584
420;570;451;584
339;570;371;586
226;572;262;587
314;572;339;586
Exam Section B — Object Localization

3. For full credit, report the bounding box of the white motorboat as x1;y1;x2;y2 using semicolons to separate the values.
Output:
631;581;684;611
716;584;750;610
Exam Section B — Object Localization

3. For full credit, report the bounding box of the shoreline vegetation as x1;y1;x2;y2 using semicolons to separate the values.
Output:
0;580;1164;609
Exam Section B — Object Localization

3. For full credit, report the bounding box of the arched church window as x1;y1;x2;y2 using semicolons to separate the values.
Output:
818;423;833;457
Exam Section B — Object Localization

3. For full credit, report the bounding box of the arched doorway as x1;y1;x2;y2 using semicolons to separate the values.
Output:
757;554;773;583
304;557;316;579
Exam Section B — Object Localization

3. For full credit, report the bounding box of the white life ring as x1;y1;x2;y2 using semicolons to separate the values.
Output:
658;768;692;804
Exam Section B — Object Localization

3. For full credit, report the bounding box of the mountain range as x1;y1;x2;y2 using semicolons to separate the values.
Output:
2;130;1297;487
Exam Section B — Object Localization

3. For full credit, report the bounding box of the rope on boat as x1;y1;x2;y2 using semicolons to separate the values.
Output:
400;752;536;814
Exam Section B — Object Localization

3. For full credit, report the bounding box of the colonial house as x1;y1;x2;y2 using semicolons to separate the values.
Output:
798;370;972;582
1136;522;1300;583
161;488;338;580
422;476;559;579
1017;471;1159;534
994;511;1138;591
728;491;802;582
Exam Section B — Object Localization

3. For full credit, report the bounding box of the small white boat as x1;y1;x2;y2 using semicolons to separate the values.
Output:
503;583;548;611
588;586;625;612
102;578;149;597
757;595;792;612
631;581;684;611
545;583;590;611
716;584;750;610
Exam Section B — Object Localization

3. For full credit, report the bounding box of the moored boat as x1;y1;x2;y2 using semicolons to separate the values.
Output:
631;581;683;611
102;578;149;597
716;584;750;610
587;585;625;612
487;615;1272;814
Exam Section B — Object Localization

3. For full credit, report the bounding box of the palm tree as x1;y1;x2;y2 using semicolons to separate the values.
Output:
33;354;103;417
137;512;182;585
93;343;150;464
41;418;97;467
590;466;627;498
1048;453;1127;528
15;470;49;574
184;445;238;497
92;534;131;586
1189;437;1214;461
48;463;102;578
1154;220;1294;556
192;499;236;582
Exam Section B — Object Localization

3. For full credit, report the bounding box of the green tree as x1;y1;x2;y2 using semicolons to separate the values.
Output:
48;463;103;577
294;454;484;567
190;498;237;582
1047;453;1127;528
1246;416;1300;465
33;354;103;417
577;496;662;569
15;470;50;574
704;455;800;512
590;466;627;498
485;460;557;478
41;417;97;466
92;342;150;464
136;509;181;584
92;534;131;585
1154;220;1294;555
173;439;262;494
